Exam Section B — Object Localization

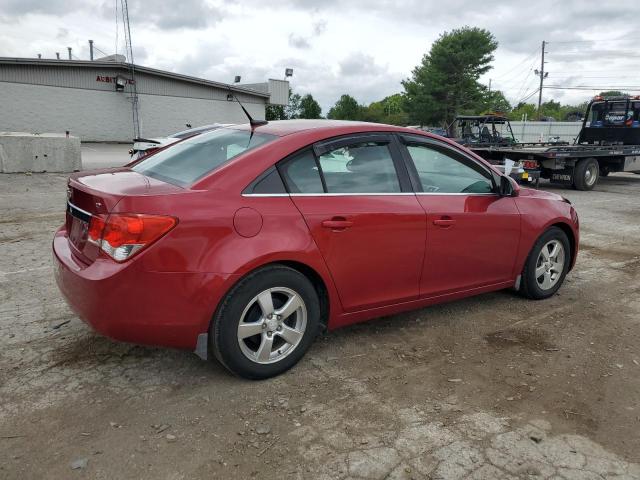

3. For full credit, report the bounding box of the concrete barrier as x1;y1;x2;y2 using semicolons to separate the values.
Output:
0;132;81;173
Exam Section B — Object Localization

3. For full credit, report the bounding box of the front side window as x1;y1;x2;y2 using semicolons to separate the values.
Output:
589;102;605;126
406;144;494;194
133;128;276;186
318;142;401;193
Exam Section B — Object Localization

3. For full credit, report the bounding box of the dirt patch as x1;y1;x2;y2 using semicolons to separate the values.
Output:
580;243;639;263
46;335;156;369
485;327;556;352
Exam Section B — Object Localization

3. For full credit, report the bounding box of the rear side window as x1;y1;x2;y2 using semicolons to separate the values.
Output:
278;150;324;193
318;142;401;193
246;167;287;194
406;144;494;194
133;129;276;186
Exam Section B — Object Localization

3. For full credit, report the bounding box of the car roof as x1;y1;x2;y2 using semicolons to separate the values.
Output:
227;119;422;137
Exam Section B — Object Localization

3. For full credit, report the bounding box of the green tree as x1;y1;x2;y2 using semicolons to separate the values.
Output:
598;90;625;98
327;94;363;120
362;94;409;125
509;99;593;122
509;102;537;121
286;93;303;119
267;90;323;120
482;89;511;113
402;27;498;128
265;104;286;120
299;94;322;119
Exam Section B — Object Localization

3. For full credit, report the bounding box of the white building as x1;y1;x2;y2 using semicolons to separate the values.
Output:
0;57;289;142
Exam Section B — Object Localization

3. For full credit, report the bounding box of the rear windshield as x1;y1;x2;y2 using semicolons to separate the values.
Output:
133;128;276;186
171;125;218;139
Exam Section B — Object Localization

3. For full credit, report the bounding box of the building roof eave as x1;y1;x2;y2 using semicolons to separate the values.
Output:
0;57;270;98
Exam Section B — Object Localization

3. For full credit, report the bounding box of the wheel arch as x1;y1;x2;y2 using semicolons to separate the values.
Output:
549;221;577;271
276;260;330;331
211;259;332;333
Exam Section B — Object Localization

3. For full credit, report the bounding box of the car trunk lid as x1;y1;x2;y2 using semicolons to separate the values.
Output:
65;168;183;264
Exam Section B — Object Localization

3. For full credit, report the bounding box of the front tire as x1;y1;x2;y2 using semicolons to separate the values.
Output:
519;227;570;300
573;157;599;190
211;265;320;379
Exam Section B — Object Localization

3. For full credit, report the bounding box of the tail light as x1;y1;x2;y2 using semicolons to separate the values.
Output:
523;160;538;170
88;213;177;262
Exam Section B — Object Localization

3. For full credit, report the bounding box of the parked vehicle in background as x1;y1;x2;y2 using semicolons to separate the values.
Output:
54;120;579;379
450;114;541;186
426;127;448;137
450;114;518;147
129;123;231;160
470;96;640;190
408;126;448;137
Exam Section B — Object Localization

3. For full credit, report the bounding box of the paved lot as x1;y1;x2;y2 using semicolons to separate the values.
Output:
1;147;639;479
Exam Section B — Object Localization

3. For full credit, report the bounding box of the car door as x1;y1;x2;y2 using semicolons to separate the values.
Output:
277;134;426;312
398;134;521;297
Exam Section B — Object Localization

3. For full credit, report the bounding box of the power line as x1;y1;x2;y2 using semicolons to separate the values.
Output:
545;85;640;91
514;71;537;100
552;70;640;74
515;87;540;105
550;76;640;79
490;47;539;82
491;54;539;89
547;36;640;44
92;45;109;57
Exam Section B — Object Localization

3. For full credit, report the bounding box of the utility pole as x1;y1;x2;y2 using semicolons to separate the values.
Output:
535;40;548;120
121;0;141;139
487;78;492;111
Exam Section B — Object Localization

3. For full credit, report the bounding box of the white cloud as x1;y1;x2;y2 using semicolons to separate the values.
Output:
1;0;639;112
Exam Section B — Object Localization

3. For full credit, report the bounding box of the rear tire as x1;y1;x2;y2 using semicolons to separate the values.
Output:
573;157;599;190
211;265;320;379
519;227;570;300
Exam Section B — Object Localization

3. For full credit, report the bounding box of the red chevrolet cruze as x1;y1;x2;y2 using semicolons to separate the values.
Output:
53;120;579;379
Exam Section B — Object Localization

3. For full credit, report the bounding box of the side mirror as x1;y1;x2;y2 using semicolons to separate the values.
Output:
499;175;519;197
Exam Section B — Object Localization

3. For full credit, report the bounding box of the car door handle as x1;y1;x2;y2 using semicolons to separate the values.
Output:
322;218;353;230
433;217;456;227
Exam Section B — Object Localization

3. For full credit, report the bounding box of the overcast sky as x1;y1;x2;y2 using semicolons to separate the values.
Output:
1;0;639;113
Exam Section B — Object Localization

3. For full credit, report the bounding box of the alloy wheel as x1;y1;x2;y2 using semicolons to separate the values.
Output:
535;239;566;290
237;287;307;364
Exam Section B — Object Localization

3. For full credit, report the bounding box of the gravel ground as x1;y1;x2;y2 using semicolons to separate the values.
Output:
1;147;639;479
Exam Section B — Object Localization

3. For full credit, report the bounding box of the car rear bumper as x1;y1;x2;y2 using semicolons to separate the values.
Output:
52;228;237;350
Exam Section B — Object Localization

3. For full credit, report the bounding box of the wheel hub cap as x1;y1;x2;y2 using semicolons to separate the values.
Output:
265;318;278;332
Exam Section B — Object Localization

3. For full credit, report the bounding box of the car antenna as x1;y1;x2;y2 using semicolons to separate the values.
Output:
228;88;268;128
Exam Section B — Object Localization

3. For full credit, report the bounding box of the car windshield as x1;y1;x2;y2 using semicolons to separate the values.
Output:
132;128;277;186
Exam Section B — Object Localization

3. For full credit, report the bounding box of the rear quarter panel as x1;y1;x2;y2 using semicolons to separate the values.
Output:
113;192;342;332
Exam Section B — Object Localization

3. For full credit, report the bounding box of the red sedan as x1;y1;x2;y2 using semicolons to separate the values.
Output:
53;120;579;379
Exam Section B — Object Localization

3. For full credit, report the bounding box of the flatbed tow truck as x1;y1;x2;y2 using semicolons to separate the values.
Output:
449;114;543;186
465;96;640;191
